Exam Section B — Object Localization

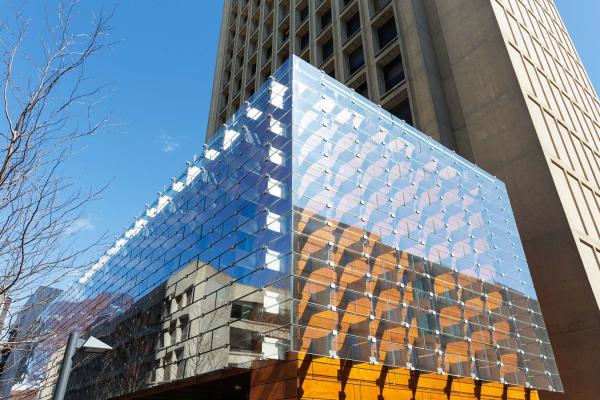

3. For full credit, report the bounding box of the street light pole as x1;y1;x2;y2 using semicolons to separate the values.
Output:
52;332;112;400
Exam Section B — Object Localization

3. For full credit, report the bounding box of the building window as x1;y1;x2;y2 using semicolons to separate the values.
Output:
279;1;289;20
389;98;412;125
221;92;228;108
265;45;272;60
179;315;190;341
176;349;185;379
345;13;361;40
347;47;364;75
323;64;335;79
321;39;333;62
320;9;332;31
280;25;290;42
300;32;309;50
381;55;404;91
231;300;260;319
376;18;397;51
372;0;390;14
168;320;176;346
299;4;309;23
355;81;368;97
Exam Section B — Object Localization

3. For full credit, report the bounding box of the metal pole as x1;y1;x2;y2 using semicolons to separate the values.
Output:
52;332;80;400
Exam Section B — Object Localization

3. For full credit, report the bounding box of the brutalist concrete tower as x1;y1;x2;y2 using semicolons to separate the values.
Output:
208;2;600;399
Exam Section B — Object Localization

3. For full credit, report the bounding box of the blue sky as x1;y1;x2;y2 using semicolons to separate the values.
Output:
556;0;600;90
8;1;598;289
10;0;226;286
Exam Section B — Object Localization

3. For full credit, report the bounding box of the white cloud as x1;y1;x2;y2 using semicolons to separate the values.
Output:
66;216;95;235
156;131;180;153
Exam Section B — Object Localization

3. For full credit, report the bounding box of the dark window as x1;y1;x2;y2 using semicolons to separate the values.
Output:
355;81;368;97
265;45;272;59
229;327;261;352
372;0;390;13
280;25;290;41
300;32;310;50
389;98;412;125
320;9;332;30
345;13;361;39
299;5;309;22
382;56;404;91
321;39;334;61
279;53;290;65
250;63;256;75
324;65;335;78
377;18;397;50
347;47;364;75
231;301;260;319
342;0;353;8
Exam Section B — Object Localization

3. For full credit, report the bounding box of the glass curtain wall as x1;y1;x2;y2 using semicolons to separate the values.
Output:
25;56;561;399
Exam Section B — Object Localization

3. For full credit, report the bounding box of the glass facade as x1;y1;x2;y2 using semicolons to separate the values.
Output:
27;56;561;399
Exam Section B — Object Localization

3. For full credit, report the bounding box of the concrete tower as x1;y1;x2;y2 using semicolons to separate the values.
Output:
207;1;600;399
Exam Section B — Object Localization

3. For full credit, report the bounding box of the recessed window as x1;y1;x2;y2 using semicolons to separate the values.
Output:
279;2;289;19
376;18;397;51
280;25;290;42
389;98;412;125
320;9;332;30
345;13;361;39
299;4;309;23
347;47;364;75
321;39;334;61
381;55;404;91
372;0;390;14
265;45;272;59
221;92;229;107
323;64;335;79
250;63;257;75
300;32;309;50
264;22;273;39
355;81;368;97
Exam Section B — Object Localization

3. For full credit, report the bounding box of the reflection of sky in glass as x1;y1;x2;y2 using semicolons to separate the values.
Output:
28;56;560;394
292;67;534;296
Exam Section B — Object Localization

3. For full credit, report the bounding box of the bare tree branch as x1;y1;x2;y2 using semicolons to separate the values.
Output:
0;1;117;397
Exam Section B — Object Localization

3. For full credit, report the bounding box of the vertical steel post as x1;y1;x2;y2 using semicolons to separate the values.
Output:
52;332;79;400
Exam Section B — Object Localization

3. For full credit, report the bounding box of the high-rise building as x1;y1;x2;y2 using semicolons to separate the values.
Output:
26;57;560;400
208;1;600;399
